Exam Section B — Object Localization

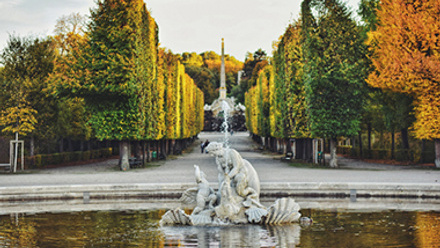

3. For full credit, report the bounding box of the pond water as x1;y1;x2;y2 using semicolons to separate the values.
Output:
1;207;439;247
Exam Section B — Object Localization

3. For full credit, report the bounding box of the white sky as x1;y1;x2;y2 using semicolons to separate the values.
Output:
0;0;361;61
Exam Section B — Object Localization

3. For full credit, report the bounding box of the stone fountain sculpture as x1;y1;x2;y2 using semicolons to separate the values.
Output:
160;142;301;226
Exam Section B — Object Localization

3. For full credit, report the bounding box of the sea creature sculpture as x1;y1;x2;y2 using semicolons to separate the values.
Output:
161;144;302;226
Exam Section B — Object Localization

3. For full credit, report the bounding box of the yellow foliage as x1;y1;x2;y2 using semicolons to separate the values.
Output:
0;102;38;136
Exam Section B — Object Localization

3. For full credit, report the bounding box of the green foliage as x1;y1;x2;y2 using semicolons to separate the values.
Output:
185;65;217;104
51;1;205;145
0;35;56;138
158;49;204;140
239;49;269;104
302;0;367;139
380;91;415;133
68;0;156;141
183;50;243;104
230;80;248;104
358;0;380;32
273;21;310;139
55;97;91;141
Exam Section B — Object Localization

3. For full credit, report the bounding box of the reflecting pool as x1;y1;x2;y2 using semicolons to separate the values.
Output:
1;208;439;247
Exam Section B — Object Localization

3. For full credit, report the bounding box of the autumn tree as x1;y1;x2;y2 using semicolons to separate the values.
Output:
367;0;440;167
358;0;415;157
51;13;91;153
301;0;368;167
57;0;159;170
0;35;56;156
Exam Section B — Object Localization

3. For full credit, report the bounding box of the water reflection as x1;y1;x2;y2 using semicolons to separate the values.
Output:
0;209;439;247
161;225;300;247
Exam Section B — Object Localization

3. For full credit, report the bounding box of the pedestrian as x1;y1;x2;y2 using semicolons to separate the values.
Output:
203;140;210;153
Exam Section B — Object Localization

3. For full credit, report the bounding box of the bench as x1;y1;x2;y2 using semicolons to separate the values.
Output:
129;158;143;168
0;164;11;171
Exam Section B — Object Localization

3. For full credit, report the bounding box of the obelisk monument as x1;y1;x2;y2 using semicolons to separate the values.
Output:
219;38;227;99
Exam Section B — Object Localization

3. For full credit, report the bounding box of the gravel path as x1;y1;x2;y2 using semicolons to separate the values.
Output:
1;132;439;187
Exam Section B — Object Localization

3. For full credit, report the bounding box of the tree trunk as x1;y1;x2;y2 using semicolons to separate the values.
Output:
401;128;410;150
329;138;338;168
142;141;146;165
367;123;372;150
59;137;64;153
435;139;440;168
30;135;35;157
286;138;292;154
391;132;395;160
358;131;363;158
119;140;130;171
133;141;140;159
156;140;160;160
171;140;175;155
146;141;151;162
68;139;73;152
161;140;167;159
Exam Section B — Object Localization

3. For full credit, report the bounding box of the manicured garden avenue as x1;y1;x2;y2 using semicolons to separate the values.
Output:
1;132;439;189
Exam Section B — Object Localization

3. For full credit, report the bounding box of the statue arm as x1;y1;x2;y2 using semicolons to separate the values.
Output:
226;150;243;178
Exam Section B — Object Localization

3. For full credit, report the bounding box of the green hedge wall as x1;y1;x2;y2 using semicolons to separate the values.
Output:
337;145;435;164
26;148;115;169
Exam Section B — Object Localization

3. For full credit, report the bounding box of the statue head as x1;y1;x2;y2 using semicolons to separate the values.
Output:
205;142;224;157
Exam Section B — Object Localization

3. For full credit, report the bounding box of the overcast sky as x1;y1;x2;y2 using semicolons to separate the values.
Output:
0;0;361;61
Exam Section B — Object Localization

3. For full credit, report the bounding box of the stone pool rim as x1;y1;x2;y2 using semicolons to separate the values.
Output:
1;182;440;202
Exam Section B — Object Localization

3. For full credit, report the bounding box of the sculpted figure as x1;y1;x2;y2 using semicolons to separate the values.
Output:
205;142;229;198
214;173;243;222
161;141;302;226
206;142;262;208
180;165;217;216
193;165;217;215
224;149;262;208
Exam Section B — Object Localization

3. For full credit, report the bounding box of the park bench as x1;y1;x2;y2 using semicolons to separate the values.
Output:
129;157;143;168
0;163;11;171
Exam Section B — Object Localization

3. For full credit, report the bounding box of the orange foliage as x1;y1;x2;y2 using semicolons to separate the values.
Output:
204;59;243;74
367;0;440;139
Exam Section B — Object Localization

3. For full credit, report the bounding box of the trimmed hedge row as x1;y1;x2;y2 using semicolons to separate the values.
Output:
337;145;435;163
26;148;115;169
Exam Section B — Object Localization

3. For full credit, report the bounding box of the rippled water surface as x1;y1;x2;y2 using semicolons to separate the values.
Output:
1;208;439;247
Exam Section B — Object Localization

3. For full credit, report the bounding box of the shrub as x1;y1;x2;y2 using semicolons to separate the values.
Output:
24;148;115;169
34;155;42;168
100;148;112;158
82;151;91;161
337;145;352;155
91;150;100;159
72;151;82;162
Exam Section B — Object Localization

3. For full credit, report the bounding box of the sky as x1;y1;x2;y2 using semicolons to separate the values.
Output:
0;0;361;61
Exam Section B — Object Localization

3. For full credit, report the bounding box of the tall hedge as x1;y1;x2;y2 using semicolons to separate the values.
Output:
58;0;204;170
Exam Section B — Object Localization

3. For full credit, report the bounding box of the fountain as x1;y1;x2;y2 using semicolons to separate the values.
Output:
161;58;302;225
160;137;302;226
